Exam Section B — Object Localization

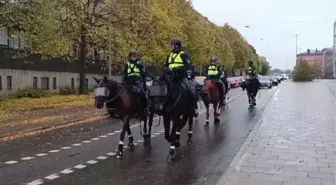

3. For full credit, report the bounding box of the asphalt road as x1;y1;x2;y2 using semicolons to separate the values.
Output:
0;87;277;185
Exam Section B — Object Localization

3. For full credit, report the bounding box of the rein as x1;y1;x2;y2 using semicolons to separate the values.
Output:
106;86;124;103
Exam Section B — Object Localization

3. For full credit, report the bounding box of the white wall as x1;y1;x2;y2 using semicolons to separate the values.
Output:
0;69;121;96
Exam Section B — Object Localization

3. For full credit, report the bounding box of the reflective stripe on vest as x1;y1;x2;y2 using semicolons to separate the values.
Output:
127;62;140;76
207;65;218;76
168;52;184;69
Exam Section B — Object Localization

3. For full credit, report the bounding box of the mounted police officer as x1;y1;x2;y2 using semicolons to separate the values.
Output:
122;49;148;113
247;60;257;77
205;57;225;105
163;39;198;114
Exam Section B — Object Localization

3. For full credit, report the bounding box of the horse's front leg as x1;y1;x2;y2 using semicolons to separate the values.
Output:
167;119;178;163
144;112;153;145
126;121;134;151
213;103;220;124
204;103;210;130
117;116;130;159
187;115;193;145
163;114;171;143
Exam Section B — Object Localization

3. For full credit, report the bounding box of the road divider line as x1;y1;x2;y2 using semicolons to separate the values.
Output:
24;130;165;184
44;174;59;180
26;179;43;185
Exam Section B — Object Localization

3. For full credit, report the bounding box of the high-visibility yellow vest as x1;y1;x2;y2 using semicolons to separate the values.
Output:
207;65;218;76
127;62;141;76
168;52;185;69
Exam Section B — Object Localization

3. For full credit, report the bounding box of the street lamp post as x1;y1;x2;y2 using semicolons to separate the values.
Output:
295;34;298;64
333;19;336;78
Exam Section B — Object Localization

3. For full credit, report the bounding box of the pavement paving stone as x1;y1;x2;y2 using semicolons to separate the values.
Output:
217;81;336;185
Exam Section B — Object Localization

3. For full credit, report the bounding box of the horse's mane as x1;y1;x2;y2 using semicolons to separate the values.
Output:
105;78;123;89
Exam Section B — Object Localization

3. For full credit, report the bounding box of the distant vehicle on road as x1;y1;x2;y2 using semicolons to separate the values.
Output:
229;79;240;88
259;76;272;89
281;73;289;80
270;76;279;86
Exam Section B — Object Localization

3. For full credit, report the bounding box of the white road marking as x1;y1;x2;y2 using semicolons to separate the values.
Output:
154;133;161;135
73;164;87;169
97;156;108;160
86;160;98;164
21;157;35;161
61;146;71;150
115;130;121;133
114;149;119;152
36;153;47;157
151;135;156;138
45;174;59;180
91;137;100;141
72;143;82;146
60;168;74;174
82;140;91;143
133;143;138;146
99;135;107;138
26;179;43;185
137;139;144;143
5;160;18;164
49;150;60;153
106;152;116;156
159;130;164;133
107;133;114;136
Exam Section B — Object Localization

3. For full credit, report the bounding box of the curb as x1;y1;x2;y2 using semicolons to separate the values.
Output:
0;91;245;140
326;81;336;108
216;87;280;185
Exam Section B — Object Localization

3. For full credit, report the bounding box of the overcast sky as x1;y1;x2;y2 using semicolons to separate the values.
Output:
191;0;336;70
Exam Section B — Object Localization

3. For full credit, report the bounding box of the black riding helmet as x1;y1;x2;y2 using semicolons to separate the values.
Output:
170;39;182;48
129;49;139;57
248;60;253;65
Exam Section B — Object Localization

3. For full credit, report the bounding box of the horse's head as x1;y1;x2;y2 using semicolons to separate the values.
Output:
93;76;120;109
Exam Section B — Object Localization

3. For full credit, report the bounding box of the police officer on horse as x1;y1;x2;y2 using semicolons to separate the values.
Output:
122;49;148;113
163;39;198;115
204;57;226;106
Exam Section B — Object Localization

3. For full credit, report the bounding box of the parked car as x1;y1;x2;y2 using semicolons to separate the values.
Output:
195;76;206;86
270;76;279;86
230;79;240;88
259;76;272;89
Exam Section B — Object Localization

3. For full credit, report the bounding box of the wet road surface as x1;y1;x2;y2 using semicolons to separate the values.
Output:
0;87;277;185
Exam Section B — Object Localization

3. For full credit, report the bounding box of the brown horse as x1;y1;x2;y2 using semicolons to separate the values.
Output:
200;79;224;129
93;76;148;159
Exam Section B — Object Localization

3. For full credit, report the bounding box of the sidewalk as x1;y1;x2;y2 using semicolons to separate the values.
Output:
217;81;336;185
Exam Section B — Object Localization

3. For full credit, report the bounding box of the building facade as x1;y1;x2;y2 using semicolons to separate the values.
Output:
297;49;324;78
323;48;334;78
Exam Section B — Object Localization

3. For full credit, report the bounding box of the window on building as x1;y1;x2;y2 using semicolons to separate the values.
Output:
71;78;75;89
41;77;49;90
0;27;8;46
7;76;12;90
52;77;57;90
33;77;38;88
0;76;2;90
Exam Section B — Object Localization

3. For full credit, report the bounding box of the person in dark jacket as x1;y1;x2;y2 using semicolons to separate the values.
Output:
204;57;225;104
122;49;148;112
163;39;197;114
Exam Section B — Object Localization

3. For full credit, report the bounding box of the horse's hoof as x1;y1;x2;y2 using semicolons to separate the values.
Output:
187;139;193;145
143;138;151;146
204;125;209;130
128;143;134;151
214;118;220;124
166;154;175;163
175;142;181;148
116;151;123;159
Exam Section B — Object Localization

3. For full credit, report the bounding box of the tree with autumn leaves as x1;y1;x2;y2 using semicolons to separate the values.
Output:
0;0;271;93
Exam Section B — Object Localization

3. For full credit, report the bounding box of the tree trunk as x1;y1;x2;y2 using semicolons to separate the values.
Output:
79;26;86;94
